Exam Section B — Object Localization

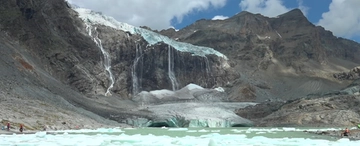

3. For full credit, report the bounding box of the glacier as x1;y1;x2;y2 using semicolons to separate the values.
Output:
129;84;257;128
125;102;256;128
74;8;228;60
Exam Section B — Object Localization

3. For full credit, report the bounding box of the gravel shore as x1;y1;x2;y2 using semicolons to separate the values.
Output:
306;129;360;140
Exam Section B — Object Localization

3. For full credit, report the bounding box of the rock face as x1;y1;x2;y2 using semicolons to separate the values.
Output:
89;25;237;97
334;66;360;80
237;67;360;127
161;9;360;66
308;129;360;140
237;94;360;127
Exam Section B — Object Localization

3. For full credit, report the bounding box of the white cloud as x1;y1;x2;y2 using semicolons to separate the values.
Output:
212;15;229;20
239;0;309;17
318;0;360;38
67;0;227;30
297;0;309;16
239;0;290;17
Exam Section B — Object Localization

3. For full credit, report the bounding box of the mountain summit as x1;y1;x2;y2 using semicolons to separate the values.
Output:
162;8;359;70
279;8;306;17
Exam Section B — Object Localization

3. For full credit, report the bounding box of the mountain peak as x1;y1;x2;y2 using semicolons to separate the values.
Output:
279;8;305;18
232;11;258;18
275;8;312;27
233;9;304;19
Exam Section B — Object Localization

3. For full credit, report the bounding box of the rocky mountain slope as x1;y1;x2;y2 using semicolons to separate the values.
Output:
160;9;360;102
0;0;130;130
237;78;360;127
0;0;359;129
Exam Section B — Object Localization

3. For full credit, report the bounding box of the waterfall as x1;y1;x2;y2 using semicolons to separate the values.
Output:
203;56;213;87
204;57;211;76
85;25;115;96
132;43;143;96
168;45;179;91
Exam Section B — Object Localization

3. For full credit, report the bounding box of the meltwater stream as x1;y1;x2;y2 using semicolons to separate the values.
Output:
168;45;179;91
1;127;359;146
131;43;143;95
85;25;115;96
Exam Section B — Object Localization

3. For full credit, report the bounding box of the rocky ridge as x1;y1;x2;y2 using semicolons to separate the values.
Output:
160;9;360;102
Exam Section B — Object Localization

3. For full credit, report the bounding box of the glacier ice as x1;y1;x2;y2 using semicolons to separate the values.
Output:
185;83;204;90
129;84;257;128
74;8;228;60
127;102;256;128
132;83;225;104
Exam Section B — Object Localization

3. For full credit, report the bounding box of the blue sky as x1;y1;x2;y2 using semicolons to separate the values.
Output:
171;0;359;43
69;0;359;43
173;0;331;28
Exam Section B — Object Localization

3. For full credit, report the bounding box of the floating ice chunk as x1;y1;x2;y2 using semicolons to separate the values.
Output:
35;132;47;138
283;127;296;131
337;138;351;143
208;139;217;146
168;128;188;131
198;129;209;132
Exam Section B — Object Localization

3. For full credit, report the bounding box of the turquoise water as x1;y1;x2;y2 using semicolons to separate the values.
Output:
110;127;335;140
0;127;358;146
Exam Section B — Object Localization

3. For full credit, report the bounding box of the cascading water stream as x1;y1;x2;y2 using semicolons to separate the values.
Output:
168;45;179;91
132;43;143;96
204;57;211;75
203;56;213;87
85;25;115;96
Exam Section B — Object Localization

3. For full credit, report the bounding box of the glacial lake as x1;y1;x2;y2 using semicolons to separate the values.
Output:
1;127;359;146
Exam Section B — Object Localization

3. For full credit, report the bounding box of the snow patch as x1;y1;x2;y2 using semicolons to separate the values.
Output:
256;34;271;40
213;87;225;92
184;83;204;90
